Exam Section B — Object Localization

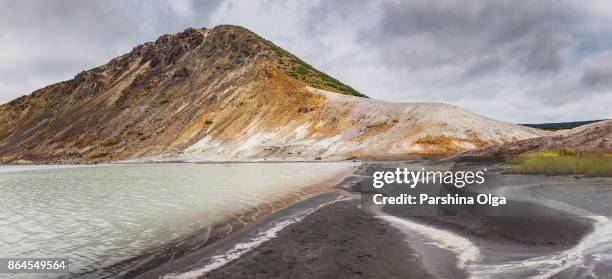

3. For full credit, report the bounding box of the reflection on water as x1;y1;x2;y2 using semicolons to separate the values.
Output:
0;162;356;278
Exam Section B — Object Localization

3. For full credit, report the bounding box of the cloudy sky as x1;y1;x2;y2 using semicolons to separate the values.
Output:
1;0;611;123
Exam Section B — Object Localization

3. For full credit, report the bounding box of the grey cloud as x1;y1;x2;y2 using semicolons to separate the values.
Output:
580;50;612;90
360;0;576;73
462;56;501;78
516;28;576;73
1;0;611;123
0;0;222;101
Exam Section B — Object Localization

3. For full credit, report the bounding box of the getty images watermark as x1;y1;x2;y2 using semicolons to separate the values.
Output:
370;167;508;207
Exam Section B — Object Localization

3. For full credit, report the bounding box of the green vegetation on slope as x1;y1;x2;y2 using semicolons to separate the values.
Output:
267;42;367;97
507;150;612;177
224;25;367;98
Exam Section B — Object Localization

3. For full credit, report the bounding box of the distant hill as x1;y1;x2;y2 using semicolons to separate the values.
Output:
461;120;612;158
521;120;607;131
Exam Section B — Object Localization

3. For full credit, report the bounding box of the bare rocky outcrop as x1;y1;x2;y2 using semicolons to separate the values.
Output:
0;25;545;164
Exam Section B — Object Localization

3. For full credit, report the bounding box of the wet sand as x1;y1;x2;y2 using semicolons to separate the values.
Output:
122;160;601;278
204;200;433;279
128;167;435;279
413;215;592;249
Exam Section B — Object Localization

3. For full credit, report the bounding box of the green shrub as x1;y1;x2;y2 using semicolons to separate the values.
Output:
101;137;121;147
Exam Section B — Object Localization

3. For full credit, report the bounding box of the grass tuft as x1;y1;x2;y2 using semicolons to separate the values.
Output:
89;152;109;159
507;150;612;177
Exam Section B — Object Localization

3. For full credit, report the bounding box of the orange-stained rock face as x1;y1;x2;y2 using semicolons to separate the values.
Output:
0;25;547;164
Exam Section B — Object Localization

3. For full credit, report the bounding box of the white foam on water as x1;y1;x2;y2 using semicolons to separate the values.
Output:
378;215;481;269
163;196;352;279
382;213;612;279
466;215;612;279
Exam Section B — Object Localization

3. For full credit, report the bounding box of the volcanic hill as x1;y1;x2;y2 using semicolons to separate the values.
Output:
0;25;546;163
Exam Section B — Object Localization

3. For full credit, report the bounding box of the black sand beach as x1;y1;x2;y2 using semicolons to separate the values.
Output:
205;200;433;279
123;161;608;278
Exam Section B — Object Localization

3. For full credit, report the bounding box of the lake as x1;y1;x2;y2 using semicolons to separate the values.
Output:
0;162;356;278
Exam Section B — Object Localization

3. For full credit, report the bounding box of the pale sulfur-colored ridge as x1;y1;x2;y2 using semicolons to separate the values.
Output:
138;86;547;162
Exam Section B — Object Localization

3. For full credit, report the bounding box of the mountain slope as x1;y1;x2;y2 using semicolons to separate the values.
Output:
0;25;545;163
161;87;548;162
460;120;612;158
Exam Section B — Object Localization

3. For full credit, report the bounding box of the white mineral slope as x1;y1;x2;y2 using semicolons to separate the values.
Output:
144;87;548;162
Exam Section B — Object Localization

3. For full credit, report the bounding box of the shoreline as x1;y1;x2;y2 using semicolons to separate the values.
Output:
71;163;358;278
0;156;437;166
134;193;360;279
0;159;355;165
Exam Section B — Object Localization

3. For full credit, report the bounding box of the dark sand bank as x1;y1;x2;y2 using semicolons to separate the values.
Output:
205;200;433;279
131;193;358;278
413;215;592;249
